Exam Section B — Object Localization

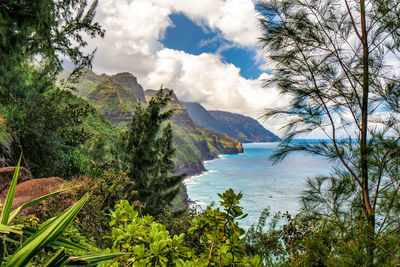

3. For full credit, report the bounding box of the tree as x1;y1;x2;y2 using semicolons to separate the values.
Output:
114;89;185;215
0;0;104;86
258;0;400;265
0;0;104;177
5;87;93;177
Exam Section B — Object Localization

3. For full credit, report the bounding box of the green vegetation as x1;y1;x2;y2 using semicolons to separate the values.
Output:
101;189;261;266
113;89;185;215
0;0;104;177
0;158;124;266
0;113;10;145
166;93;243;174
1;0;399;265
58;72;243;176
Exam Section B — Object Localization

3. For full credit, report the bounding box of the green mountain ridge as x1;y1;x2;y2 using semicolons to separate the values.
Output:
59;70;147;128
181;101;280;143
58;71;243;176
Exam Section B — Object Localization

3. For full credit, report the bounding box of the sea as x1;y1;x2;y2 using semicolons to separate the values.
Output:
184;141;334;230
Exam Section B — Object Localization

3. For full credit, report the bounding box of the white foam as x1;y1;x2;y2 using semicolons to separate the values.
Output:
183;171;208;187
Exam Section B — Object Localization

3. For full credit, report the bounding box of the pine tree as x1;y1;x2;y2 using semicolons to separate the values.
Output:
0;0;104;176
258;0;400;265
114;89;185;215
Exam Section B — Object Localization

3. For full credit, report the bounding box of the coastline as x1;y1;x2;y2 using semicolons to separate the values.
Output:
181;141;283;208
181;153;238;206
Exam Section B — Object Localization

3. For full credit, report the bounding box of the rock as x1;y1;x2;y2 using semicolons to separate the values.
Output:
175;161;206;177
0;166;31;193
0;177;64;210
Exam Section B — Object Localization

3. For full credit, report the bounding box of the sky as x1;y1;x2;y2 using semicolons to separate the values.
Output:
84;0;291;135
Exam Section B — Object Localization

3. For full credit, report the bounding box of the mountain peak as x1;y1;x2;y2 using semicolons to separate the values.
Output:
182;101;280;143
111;72;146;103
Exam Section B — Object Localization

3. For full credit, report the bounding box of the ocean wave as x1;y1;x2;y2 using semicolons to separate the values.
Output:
183;171;208;186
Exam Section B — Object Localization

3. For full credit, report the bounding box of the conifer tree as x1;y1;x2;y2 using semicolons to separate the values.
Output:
114;89;184;215
0;0;104;176
258;0;400;265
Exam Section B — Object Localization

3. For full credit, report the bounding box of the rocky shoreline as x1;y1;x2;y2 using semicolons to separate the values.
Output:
179;146;245;206
176;143;243;177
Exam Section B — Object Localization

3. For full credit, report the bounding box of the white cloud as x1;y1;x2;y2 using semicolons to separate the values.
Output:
85;0;286;135
143;49;286;113
147;0;261;47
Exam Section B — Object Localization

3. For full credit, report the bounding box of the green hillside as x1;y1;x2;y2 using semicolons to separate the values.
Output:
87;78;134;126
59;70;147;128
57;69;105;97
58;71;243;176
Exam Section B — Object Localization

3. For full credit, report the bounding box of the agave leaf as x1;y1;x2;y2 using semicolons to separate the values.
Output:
0;224;22;235
1;154;22;225
22;226;87;251
44;248;69;267
6;194;89;267
66;252;129;266
9;188;68;223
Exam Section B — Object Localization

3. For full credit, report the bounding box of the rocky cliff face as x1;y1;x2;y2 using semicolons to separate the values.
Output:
0;138;17;168
181;101;280;143
87;78;134;125
111;72;147;103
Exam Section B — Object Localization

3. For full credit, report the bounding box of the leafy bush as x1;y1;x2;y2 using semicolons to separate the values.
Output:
104;189;262;266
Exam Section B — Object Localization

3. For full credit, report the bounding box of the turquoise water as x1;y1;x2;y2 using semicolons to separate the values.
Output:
184;142;333;229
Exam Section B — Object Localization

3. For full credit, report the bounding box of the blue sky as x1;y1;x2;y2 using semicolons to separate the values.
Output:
162;13;264;80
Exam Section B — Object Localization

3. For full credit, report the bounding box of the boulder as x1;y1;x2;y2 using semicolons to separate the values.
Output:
0;167;31;193
0;177;64;210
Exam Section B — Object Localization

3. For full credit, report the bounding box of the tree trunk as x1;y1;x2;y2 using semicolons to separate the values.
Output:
360;1;375;265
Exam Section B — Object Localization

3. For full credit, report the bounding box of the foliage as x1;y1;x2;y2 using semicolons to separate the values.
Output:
0;157;123;266
0;0;104;80
244;208;284;265
35;169;134;248
258;0;400;264
104;189;261;266
4;87;93;177
103;200;196;266
0;0;104;177
187;189;261;266
0;112;10;145
113;89;185;215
